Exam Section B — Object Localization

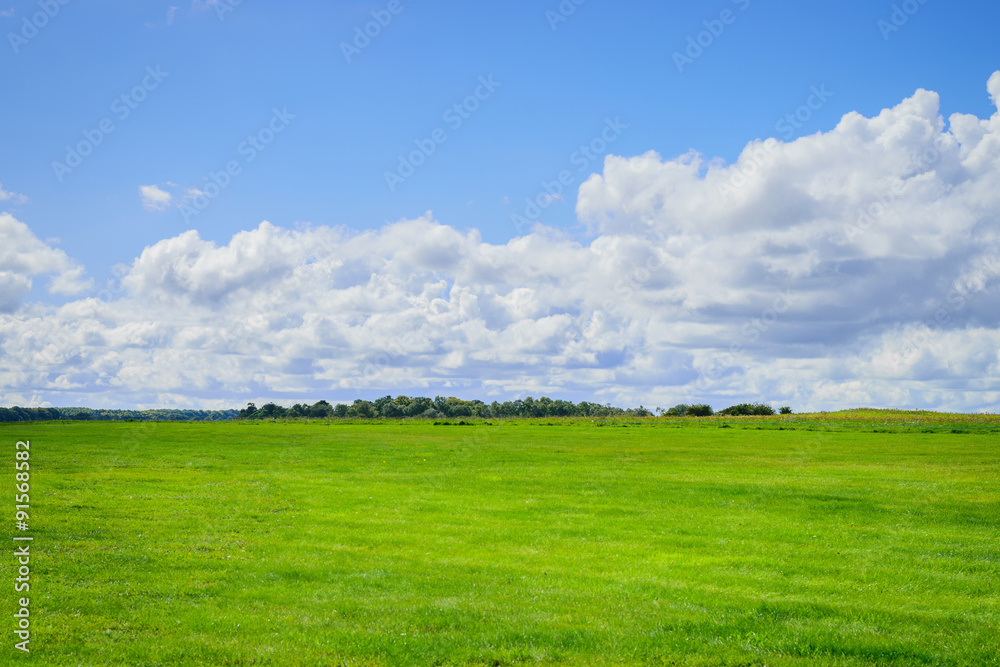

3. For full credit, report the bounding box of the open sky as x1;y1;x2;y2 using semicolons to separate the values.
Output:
2;0;1000;411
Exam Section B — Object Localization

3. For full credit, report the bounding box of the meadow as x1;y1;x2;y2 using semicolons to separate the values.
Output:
2;413;998;665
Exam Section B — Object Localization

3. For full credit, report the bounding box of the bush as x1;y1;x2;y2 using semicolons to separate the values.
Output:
718;403;775;416
686;404;715;417
664;404;690;416
779;406;793;415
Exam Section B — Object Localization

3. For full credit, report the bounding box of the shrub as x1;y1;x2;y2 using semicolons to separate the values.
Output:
779;406;793;415
686;404;715;417
664;404;690;416
718;403;775;416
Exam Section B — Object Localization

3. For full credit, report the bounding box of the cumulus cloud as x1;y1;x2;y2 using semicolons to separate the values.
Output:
139;185;173;211
2;73;1000;412
0;214;91;313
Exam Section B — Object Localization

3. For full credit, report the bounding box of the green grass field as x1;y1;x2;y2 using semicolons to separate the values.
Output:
3;414;999;665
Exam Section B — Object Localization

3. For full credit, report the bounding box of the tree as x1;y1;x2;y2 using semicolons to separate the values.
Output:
523;397;538;417
718;403;775;416
405;397;432;417
348;399;374;419
374;395;394;417
309;400;333;418
257;403;286;419
433;396;449;416
381;401;404;419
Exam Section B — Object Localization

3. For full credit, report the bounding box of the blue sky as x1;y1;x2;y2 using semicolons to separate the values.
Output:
7;0;998;267
3;0;1000;410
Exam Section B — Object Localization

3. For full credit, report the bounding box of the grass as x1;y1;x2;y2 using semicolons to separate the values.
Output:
2;414;998;665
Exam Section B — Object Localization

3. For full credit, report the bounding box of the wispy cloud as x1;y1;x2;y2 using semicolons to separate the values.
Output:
139;185;173;211
145;5;179;28
0;183;27;205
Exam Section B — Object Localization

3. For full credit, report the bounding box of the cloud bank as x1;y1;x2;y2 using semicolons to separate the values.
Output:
3;74;1000;411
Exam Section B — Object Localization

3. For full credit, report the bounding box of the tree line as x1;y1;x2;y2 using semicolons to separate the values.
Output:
664;403;792;417
0;407;239;423
0;399;791;424
237;397;793;420
238;396;654;420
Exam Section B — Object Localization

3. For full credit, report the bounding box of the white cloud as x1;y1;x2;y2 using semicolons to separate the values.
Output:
989;71;1000;108
0;273;32;313
139;185;173;211
0;213;91;312
0;183;27;205
2;74;1000;412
